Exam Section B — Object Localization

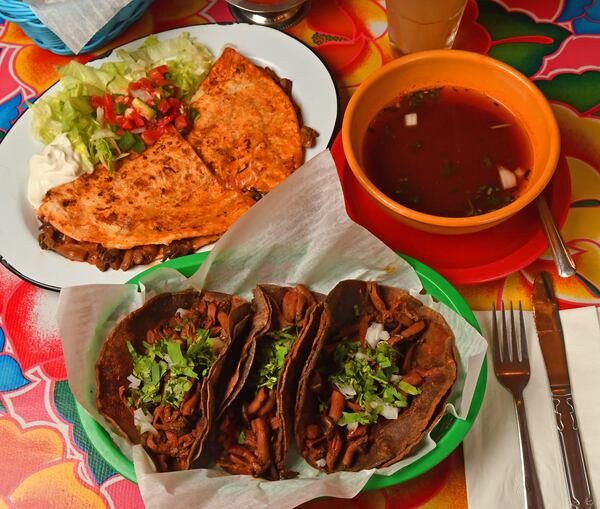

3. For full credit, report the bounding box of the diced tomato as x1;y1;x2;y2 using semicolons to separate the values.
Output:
116;117;134;130
174;114;188;130
167;97;182;112
148;65;170;86
114;94;131;106
156;113;176;128
116;128;124;135
90;95;103;109
102;93;116;124
157;98;170;114
125;108;146;128
141;127;163;145
128;77;154;95
153;65;169;74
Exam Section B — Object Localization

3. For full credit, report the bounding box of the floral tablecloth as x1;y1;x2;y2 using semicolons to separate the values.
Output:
0;1;598;507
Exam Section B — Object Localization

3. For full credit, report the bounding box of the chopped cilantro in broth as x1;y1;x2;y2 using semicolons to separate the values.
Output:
363;87;532;217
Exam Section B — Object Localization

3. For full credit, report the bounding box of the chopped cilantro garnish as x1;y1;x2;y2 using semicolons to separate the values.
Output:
254;326;298;390
127;327;217;410
328;340;420;425
238;431;246;444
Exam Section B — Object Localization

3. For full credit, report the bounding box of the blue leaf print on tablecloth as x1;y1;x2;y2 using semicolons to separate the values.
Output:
0;327;29;392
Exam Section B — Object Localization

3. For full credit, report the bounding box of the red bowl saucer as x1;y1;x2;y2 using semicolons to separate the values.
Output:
331;132;571;285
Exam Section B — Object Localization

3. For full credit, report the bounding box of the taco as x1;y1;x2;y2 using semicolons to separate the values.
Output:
95;289;251;472
295;280;457;472
216;284;323;479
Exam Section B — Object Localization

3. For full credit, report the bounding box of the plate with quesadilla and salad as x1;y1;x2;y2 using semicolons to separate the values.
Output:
0;23;338;290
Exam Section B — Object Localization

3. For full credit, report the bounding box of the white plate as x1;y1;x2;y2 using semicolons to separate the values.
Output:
0;24;339;290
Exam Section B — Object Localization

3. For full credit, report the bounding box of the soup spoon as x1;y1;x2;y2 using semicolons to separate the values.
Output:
535;196;576;277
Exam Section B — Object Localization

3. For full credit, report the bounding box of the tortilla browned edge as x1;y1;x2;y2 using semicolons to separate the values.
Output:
294;280;457;472
216;284;323;477
95;289;251;470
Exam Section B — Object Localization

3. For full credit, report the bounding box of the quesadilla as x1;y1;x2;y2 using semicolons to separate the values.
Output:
295;281;457;472
96;289;251;472
37;127;254;271
216;284;323;479
187;47;317;200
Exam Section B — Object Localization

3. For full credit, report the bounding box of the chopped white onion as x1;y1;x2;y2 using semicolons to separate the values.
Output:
354;352;369;361
514;167;526;179
336;383;357;398
365;322;390;349
366;323;384;349
134;408;157;435
390;374;402;383
404;112;418;126
131;88;152;102
96;106;104;124
381;404;399;420
369;398;383;410
130;127;145;134
498;165;517;190
127;374;141;389
163;354;174;367
315;458;326;468
176;308;191;317
347;421;359;432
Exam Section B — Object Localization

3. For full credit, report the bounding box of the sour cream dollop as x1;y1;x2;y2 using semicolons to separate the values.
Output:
28;134;87;209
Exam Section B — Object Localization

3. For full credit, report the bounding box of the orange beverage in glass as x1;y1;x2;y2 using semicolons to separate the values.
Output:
385;0;467;56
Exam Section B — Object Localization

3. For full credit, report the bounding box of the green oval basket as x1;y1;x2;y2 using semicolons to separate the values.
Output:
76;252;487;488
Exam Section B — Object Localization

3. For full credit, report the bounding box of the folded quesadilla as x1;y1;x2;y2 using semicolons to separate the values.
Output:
295;281;457;472
38;127;254;271
187;48;317;200
216;284;323;479
96;289;251;472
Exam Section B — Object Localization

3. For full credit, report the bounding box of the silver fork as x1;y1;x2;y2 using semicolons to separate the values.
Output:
492;301;546;509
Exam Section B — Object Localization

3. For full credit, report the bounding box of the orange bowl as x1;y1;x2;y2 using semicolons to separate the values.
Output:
342;50;560;234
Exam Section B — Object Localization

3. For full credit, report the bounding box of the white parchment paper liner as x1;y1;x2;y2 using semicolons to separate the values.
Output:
58;150;487;508
25;0;133;54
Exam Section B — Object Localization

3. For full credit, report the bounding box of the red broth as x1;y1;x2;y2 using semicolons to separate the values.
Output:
362;87;532;217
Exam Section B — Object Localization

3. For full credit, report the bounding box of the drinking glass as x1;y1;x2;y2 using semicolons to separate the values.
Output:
386;0;468;57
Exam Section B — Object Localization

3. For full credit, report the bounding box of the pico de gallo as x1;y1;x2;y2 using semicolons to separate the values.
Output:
30;33;213;173
89;65;196;153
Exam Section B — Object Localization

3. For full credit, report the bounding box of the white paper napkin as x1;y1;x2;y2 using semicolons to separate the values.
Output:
25;0;132;54
465;307;600;509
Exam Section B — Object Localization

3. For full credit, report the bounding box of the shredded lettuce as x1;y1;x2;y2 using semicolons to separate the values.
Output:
30;32;213;173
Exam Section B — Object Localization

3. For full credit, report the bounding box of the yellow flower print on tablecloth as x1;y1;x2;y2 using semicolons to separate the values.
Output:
0;418;106;509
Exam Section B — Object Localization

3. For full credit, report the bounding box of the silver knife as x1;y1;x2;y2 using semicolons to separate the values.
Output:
532;272;596;509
